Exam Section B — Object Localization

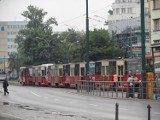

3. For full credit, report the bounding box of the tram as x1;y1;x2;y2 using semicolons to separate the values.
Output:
19;57;156;90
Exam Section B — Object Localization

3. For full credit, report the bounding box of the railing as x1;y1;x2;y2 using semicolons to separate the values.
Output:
77;80;160;100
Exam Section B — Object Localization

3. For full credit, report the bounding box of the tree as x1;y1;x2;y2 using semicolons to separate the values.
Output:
15;5;59;65
58;29;86;63
89;28;111;61
108;10;113;15
89;28;126;61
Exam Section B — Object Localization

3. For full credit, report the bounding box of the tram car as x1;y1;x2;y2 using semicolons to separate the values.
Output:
61;61;95;88
94;58;142;90
40;64;53;86
20;66;33;85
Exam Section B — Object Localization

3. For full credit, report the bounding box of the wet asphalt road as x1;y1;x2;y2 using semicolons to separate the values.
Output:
0;83;160;120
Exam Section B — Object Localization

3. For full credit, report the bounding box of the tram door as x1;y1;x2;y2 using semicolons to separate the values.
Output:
101;60;109;81
79;63;85;80
117;60;124;87
58;65;63;86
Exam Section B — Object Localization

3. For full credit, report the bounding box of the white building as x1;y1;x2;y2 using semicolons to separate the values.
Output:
107;0;150;58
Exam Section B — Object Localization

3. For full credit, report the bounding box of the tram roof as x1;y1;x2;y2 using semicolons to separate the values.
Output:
41;63;53;67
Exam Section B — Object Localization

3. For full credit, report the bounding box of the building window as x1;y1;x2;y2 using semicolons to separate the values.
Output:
116;8;120;14
153;19;160;31
153;0;160;9
127;8;132;13
116;0;120;3
154;39;160;43
121;8;126;13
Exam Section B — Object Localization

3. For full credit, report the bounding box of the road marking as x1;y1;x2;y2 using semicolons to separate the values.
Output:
69;101;76;104
119;108;128;110
89;104;98;107
0;112;23;119
54;99;59;101
153;112;160;115
31;91;41;97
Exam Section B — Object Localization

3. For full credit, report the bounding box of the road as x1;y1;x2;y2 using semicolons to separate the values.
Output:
0;83;160;120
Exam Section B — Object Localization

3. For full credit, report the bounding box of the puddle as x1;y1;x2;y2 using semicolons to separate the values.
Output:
2;101;41;111
59;113;76;117
2;101;89;119
3;102;9;105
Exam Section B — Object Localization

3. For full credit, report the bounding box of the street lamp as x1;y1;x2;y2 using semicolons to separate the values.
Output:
141;0;147;99
86;0;90;81
4;56;5;73
68;41;79;63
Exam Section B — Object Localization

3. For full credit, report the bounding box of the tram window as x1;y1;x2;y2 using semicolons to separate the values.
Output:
24;69;28;76
35;70;38;76
81;68;85;76
75;64;79;76
118;66;123;75
42;70;45;76
48;67;51;76
95;62;101;75
59;68;63;76
109;61;116;75
38;69;41;76
71;68;74;76
106;66;109;76
101;66;105;75
63;65;66;75
54;66;58;76
66;65;70;76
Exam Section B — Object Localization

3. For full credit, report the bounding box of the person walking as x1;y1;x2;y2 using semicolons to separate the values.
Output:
133;74;139;92
127;75;134;98
113;73;118;91
3;79;9;96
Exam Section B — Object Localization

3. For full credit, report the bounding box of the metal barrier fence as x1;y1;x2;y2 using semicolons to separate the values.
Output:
77;80;160;100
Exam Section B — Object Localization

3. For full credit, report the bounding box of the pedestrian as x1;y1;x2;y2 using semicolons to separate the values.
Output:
133;74;139;92
113;73;118;91
127;74;134;98
3;79;9;96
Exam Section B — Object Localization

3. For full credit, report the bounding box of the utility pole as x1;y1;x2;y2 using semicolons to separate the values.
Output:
141;0;147;99
86;0;90;81
4;56;5;73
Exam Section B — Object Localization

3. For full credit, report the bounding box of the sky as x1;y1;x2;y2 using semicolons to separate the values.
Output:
0;0;114;32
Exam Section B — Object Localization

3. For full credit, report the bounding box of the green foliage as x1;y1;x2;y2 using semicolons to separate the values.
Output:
16;5;59;66
15;5;128;67
89;28;112;61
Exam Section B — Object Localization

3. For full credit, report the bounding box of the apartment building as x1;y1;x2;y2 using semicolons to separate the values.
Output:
107;0;149;58
149;0;160;44
0;21;27;71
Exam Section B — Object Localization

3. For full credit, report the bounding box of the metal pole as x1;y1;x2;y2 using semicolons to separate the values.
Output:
115;103;119;120
4;56;5;73
17;54;19;78
86;0;90;81
147;104;151;120
141;0;147;99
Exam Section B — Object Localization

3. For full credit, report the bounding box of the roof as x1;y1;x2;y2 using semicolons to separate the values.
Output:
151;43;160;48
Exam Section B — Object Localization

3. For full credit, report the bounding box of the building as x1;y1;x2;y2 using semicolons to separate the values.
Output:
107;0;150;58
0;21;28;72
148;0;160;65
149;0;160;45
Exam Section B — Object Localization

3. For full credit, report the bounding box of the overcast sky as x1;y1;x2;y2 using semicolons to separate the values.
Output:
0;0;114;31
